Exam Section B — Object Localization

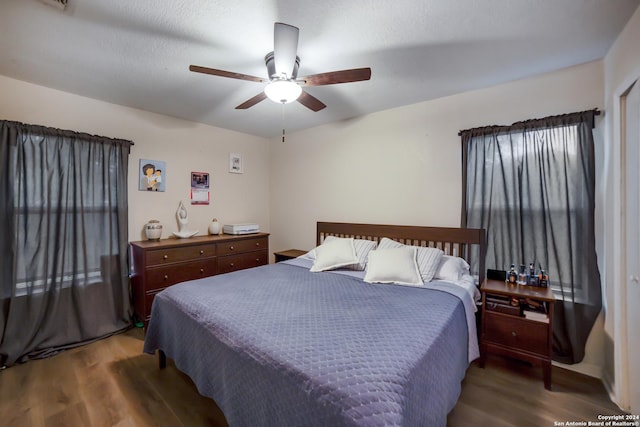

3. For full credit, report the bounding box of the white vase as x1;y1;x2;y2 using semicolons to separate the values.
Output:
208;219;221;235
145;220;162;241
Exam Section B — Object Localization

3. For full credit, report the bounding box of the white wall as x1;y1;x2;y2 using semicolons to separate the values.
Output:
602;6;640;409
0;75;271;241
270;61;604;252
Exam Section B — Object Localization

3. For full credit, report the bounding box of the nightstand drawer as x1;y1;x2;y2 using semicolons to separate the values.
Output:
217;250;268;274
146;259;217;290
146;244;216;266
484;311;548;355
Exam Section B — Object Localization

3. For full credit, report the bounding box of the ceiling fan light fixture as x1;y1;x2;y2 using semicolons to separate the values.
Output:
264;80;302;104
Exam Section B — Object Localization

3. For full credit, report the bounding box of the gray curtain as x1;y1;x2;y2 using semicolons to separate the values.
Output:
0;120;132;368
461;110;601;364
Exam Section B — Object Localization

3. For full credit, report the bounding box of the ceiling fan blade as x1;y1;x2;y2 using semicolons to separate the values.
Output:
300;67;371;86
235;92;268;109
189;65;265;83
273;22;299;77
297;90;326;112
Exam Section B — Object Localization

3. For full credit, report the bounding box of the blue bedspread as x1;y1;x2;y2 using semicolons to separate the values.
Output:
144;262;473;426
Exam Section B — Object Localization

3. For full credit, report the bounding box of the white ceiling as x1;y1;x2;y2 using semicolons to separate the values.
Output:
1;0;638;138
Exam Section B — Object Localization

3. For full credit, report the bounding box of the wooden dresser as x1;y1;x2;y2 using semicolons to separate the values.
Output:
130;233;269;327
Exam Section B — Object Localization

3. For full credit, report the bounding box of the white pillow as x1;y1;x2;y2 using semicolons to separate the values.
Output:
434;255;470;282
310;237;359;272
378;237;444;282
364;246;423;286
304;236;377;271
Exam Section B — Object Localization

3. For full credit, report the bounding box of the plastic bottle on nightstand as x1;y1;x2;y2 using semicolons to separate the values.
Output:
518;264;527;285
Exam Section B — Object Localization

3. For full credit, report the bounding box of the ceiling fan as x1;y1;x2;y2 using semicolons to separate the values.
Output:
189;22;372;112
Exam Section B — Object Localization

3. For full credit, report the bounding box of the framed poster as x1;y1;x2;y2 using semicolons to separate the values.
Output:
229;152;243;174
139;159;166;192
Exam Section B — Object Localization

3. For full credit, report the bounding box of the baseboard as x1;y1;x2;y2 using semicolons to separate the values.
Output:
552;360;602;379
601;368;627;411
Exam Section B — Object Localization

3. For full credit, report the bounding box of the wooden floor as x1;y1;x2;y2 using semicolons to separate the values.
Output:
0;328;626;427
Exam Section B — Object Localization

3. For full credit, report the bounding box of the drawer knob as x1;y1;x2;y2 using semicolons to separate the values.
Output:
200;268;204;273
229;246;234;251
163;255;168;260
164;275;169;280
256;258;260;262
230;263;235;267
511;331;517;337
200;250;204;255
255;242;260;246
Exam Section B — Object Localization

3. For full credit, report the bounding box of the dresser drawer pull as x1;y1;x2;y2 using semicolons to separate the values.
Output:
511;331;517;337
256;258;260;262
164;275;169;280
200;250;204;255
200;268;204;273
255;242;260;247
229;246;234;251
230;263;235;268
163;255;168;260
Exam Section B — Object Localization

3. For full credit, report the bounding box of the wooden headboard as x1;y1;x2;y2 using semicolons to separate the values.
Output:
317;221;486;284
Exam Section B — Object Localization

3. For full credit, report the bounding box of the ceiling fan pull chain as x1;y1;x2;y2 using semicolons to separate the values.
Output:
281;103;286;143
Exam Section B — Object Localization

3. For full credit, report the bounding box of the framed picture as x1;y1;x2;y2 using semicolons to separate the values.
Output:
229;152;243;174
191;171;209;189
190;171;210;205
139;159;166;192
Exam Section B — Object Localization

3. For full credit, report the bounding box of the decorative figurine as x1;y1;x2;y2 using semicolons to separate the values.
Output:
172;201;198;238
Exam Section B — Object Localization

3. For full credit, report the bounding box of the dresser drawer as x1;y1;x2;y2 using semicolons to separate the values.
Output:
217;237;268;256
146;244;216;266
217;250;268;274
145;259;217;291
484;311;548;355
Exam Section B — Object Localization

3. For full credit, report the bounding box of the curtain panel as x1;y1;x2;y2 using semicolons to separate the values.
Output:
0;120;132;367
461;110;601;364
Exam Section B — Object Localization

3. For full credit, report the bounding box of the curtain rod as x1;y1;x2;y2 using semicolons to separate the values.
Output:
457;108;601;136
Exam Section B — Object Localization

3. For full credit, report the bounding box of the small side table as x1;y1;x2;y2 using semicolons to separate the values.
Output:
479;278;555;390
274;249;307;262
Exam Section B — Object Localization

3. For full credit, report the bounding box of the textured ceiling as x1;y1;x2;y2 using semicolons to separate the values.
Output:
0;0;638;138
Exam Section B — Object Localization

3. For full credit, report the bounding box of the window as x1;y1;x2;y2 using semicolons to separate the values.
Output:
465;123;591;302
1;120;132;367
460;109;601;364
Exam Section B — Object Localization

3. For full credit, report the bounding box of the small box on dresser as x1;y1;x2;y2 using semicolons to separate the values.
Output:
130;233;269;328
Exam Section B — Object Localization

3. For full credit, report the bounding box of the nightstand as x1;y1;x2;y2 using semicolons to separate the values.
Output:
479;278;555;390
274;249;307;262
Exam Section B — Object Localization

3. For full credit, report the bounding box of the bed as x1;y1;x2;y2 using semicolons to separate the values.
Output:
143;222;486;426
